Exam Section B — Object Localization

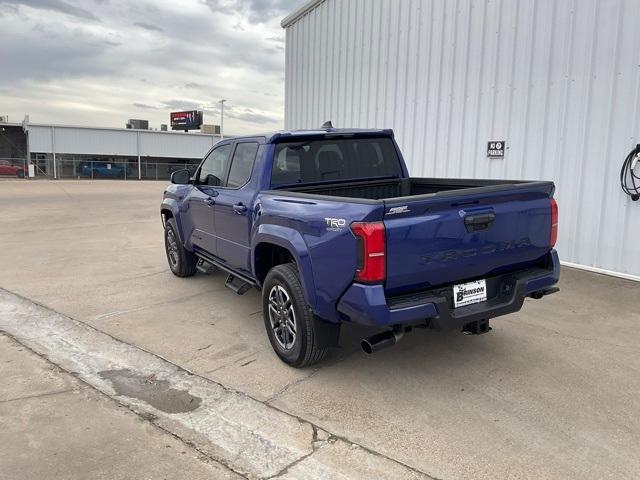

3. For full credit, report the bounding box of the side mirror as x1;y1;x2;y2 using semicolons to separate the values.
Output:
170;169;191;185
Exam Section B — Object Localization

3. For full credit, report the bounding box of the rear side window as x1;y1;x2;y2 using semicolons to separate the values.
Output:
271;137;402;186
227;142;259;188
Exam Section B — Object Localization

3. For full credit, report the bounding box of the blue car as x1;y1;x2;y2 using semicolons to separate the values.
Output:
82;163;131;178
161;125;559;367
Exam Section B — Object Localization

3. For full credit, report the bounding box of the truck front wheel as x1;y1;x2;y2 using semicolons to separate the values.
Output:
164;218;197;277
262;263;329;367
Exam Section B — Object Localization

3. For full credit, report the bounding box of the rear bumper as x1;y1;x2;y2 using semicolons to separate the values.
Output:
336;250;560;328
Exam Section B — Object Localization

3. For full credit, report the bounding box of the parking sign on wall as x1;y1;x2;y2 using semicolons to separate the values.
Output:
487;141;505;158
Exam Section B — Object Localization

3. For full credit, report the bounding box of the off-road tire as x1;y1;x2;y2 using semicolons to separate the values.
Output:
164;217;197;277
262;263;329;367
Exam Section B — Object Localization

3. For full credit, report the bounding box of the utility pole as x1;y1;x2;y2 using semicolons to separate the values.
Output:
51;126;57;180
21;115;30;178
136;130;141;180
219;99;226;140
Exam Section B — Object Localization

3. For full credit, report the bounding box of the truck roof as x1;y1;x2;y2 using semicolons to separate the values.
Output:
232;128;394;144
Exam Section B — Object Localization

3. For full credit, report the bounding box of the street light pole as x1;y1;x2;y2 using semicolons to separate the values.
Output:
22;115;30;178
219;99;226;140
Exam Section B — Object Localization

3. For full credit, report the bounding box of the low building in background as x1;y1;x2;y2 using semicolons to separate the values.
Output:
0;120;222;181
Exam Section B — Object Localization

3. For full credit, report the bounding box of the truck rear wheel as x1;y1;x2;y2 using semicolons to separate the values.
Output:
164;217;197;277
262;263;329;367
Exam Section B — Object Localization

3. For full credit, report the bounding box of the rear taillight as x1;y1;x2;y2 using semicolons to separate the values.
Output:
550;198;558;247
351;222;386;283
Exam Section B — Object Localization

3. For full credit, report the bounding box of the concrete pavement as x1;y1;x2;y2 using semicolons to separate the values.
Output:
0;332;242;480
1;288;426;479
0;180;639;479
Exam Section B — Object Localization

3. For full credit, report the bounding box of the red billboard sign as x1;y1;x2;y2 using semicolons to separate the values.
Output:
170;110;203;131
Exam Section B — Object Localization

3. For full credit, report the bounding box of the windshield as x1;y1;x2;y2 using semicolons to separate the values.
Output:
271;137;402;187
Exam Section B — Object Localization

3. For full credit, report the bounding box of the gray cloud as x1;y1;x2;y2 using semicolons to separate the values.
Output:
204;0;304;23
226;108;277;124
0;3;18;15
242;0;302;17
1;0;99;20
161;99;201;110
2;26;113;83
132;102;158;109
133;21;163;32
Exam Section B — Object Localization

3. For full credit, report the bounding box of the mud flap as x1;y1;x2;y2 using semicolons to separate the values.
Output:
313;316;341;348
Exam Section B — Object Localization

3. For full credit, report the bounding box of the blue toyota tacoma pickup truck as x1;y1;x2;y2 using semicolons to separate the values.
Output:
161;126;559;367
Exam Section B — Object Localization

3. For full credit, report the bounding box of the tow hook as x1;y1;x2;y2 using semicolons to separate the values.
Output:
361;325;408;354
462;319;491;335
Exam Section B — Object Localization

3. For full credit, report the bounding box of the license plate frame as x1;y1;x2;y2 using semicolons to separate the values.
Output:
453;279;487;308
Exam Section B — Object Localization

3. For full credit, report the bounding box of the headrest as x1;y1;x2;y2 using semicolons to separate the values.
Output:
285;150;301;170
317;150;342;173
356;142;378;168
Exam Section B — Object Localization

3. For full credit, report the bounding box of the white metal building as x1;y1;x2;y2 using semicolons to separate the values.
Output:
28;124;220;160
0;121;221;181
282;0;640;280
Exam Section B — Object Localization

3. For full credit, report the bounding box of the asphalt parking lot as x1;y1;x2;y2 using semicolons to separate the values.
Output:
1;180;639;479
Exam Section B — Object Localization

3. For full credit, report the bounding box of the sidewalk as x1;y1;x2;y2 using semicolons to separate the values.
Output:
0;333;241;480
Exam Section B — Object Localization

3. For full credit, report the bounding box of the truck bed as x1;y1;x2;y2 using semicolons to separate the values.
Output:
267;176;555;295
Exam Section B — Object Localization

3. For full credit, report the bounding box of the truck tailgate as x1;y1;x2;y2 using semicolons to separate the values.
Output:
383;182;555;294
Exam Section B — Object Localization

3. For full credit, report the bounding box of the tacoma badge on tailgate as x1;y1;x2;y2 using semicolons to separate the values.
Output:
422;237;532;263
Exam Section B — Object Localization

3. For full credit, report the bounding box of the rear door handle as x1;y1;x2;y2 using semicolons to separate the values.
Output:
464;213;495;231
233;203;248;214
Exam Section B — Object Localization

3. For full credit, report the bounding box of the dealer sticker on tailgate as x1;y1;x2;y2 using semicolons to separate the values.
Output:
453;279;487;308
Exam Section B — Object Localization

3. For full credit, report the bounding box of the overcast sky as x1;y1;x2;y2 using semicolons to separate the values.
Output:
0;0;303;134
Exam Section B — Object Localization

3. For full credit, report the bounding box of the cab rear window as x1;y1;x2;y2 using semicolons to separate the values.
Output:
271;137;402;187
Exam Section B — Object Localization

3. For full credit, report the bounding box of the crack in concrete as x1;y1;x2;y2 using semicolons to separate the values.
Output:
264;348;362;405
0;387;79;404
264;424;328;479
92;287;227;321
264;368;322;404
94;306;148;321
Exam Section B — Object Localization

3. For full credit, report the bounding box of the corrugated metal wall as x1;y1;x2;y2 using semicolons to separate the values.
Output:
284;0;640;279
29;125;219;158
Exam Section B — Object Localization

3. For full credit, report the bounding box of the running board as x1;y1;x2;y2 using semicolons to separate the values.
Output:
196;258;217;274
194;251;257;295
225;274;252;295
